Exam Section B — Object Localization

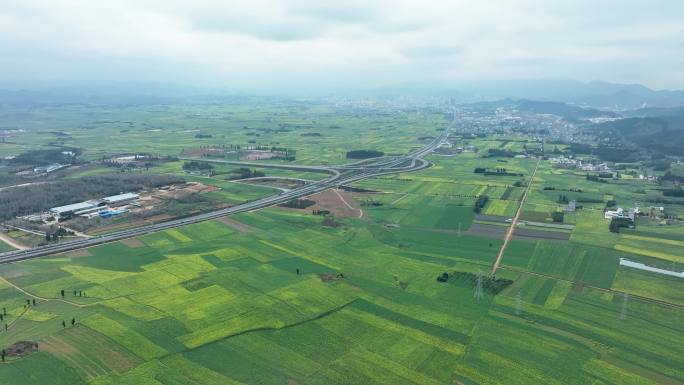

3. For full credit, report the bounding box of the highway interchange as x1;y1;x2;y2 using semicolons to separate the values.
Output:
0;119;453;264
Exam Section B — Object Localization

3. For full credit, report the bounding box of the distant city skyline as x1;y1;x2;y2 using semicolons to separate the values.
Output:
1;0;683;91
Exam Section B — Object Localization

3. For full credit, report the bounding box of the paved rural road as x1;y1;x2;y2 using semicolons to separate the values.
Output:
0;116;454;264
490;159;540;276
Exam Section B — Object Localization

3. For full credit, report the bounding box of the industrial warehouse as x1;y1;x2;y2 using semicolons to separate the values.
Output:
48;192;140;220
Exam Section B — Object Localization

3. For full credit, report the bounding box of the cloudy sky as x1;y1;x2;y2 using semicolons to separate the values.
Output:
1;0;683;91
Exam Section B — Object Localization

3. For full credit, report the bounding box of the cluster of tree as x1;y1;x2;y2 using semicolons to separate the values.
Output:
0;174;180;221
0;172;22;189
62;289;87;297
474;167;523;177
346;150;384;159
270;147;296;161
586;174;609;183
557;195;570;204
643;158;671;171
484;149;524;158
340;186;377;193
361;200;383;207
312;209;330;215
227;168;265;180
449;271;514;294
59;317;77;329
488;169;523;177
182;161;213;172
593;147;641;163
551;211;564;223
7;148;82;166
661;171;684;183
566;143;592;155
565;142;643;163
544;186;583;193
474;195;489;213
192;144;243;152
194;133;212;138
662;189;684;197
45;227;74;242
279;199;316;209
300;132;322;137
609;217;634;233
101;161;157;172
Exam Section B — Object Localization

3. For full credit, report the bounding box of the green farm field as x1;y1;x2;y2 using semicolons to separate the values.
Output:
0;149;682;384
0;101;683;384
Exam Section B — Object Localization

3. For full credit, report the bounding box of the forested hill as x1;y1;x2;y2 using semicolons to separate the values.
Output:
594;113;684;156
516;99;617;121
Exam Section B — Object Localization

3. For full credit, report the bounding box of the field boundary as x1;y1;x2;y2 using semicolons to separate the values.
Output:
171;298;358;356
498;266;684;310
491;158;540;276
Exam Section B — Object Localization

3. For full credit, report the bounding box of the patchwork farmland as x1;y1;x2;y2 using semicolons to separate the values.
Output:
0;150;682;384
0;100;683;384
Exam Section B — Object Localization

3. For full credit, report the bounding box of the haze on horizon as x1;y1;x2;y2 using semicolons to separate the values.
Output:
1;0;683;92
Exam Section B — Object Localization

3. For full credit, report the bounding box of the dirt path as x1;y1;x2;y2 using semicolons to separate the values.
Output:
332;189;363;219
0;275;98;332
59;226;92;239
391;193;409;205
490;159;540;276
0;232;28;250
0;276;88;308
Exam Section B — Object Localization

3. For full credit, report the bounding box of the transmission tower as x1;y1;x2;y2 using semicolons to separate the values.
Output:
515;291;522;315
474;271;484;301
620;293;629;320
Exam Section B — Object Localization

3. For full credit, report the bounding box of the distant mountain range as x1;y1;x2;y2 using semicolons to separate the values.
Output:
376;79;684;110
500;79;684;110
2;79;684;111
0;85;193;107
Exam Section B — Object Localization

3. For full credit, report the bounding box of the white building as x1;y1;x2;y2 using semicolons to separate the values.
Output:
49;202;98;218
102;193;139;206
33;163;68;174
604;207;639;220
48;192;138;219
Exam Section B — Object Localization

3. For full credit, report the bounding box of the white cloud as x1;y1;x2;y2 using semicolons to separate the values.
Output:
1;0;683;90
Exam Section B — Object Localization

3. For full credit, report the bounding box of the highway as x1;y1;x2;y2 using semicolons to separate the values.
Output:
0;116;453;264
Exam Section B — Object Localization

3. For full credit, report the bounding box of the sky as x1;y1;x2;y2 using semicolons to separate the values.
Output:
1;0;683;92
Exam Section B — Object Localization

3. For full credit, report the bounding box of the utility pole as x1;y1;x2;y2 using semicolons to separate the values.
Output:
620;293;629;320
474;271;484;301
